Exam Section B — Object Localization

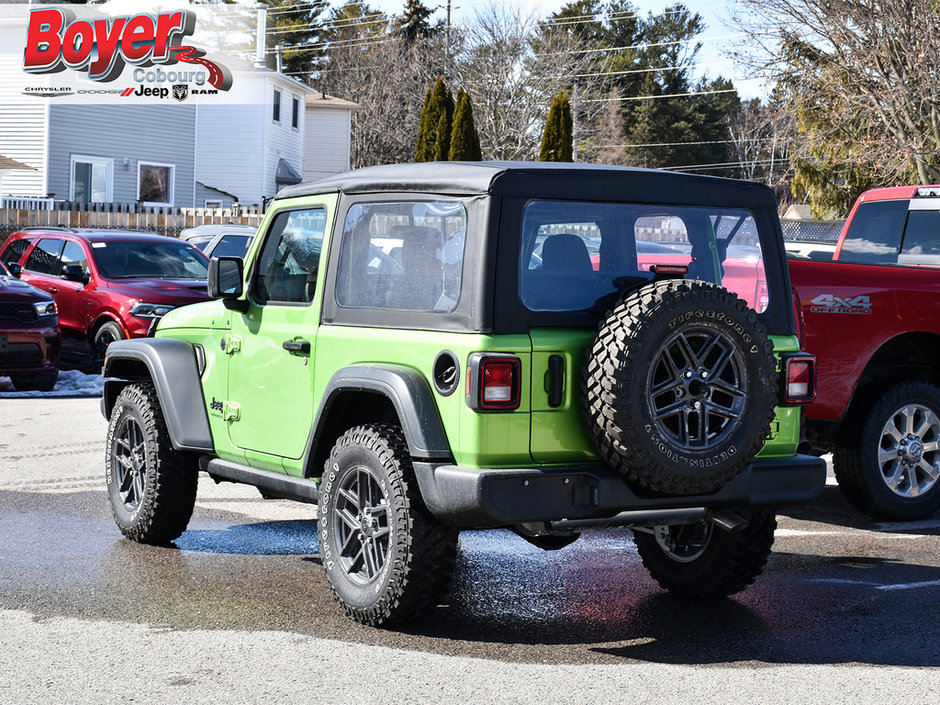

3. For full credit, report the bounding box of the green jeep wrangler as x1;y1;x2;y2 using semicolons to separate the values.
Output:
102;162;825;626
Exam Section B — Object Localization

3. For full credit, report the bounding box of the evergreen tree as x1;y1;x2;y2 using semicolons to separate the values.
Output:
415;77;454;161
264;0;328;79
539;91;573;162
449;89;483;161
398;0;434;45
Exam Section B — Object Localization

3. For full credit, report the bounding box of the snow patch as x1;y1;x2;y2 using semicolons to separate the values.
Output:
0;370;104;398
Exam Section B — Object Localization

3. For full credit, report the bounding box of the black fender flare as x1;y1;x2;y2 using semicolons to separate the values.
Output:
101;338;214;453
308;364;452;469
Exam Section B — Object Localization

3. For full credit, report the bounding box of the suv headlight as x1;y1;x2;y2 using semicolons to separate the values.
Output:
130;302;176;319
33;301;57;318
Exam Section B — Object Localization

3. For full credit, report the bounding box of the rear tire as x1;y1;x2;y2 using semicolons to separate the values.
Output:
633;510;776;596
318;424;458;627
834;381;940;521
105;383;198;544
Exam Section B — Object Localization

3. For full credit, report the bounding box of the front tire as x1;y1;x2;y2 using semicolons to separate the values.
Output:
105;383;198;544
633;510;776;596
94;321;125;369
834;381;940;521
318;424;458;627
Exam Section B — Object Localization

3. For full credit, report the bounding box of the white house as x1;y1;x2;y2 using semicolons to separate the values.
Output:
303;92;359;183
0;5;354;209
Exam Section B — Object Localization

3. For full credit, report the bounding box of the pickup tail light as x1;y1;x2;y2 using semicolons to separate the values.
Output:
781;353;816;405
466;353;521;411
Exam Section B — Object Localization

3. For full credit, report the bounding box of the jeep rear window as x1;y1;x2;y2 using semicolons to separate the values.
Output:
335;201;467;312
519;200;768;313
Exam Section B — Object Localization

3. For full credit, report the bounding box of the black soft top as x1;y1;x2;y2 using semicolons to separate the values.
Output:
277;161;779;209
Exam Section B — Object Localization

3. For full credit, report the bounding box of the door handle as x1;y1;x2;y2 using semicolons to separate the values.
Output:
282;340;311;354
49;287;59;294
547;354;564;408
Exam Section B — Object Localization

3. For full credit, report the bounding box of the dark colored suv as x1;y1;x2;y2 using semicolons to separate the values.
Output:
0;260;60;391
0;228;210;368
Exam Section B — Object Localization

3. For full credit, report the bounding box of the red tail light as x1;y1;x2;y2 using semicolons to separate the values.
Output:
781;353;816;404
467;353;521;411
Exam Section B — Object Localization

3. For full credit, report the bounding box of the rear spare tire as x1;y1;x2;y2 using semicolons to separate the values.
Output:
583;279;777;495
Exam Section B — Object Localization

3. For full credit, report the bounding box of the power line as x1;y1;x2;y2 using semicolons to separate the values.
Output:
583;88;738;103
594;138;774;149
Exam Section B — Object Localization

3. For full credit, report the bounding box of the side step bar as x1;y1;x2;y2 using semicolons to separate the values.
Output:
199;457;319;504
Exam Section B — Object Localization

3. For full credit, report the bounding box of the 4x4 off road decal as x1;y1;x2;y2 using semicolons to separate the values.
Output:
23;7;232;91
810;294;872;315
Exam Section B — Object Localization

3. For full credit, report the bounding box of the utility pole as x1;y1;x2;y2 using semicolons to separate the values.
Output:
445;0;452;79
572;82;580;162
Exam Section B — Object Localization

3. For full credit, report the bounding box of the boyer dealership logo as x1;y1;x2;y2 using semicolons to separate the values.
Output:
22;7;232;96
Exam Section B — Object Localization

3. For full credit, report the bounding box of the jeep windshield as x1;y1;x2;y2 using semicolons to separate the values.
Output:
519;200;769;313
91;241;210;279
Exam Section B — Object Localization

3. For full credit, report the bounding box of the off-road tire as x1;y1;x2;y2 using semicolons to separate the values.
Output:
633;510;776;596
583;279;777;495
833;381;940;521
10;371;57;392
105;383;198;544
319;424;458;627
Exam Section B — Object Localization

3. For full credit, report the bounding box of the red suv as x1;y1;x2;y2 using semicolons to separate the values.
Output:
0;260;60;391
0;228;210;368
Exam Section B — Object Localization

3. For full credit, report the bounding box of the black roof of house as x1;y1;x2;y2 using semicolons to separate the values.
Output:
276;161;779;209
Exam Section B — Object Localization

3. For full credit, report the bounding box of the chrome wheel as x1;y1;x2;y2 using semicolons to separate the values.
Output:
877;403;940;498
647;326;747;451
332;465;391;585
113;417;147;512
653;522;713;563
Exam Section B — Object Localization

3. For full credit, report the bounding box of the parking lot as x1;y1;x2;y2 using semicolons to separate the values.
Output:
1;395;939;704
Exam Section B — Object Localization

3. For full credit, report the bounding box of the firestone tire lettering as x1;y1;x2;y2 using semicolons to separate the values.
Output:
582;279;777;495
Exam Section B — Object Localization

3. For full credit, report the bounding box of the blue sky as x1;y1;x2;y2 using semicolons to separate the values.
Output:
370;0;765;98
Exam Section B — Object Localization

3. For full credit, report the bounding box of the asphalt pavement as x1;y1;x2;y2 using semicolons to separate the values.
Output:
1;397;939;704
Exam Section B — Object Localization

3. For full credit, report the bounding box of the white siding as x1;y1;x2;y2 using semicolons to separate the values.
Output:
303;108;352;182
0;20;47;198
265;78;306;198
195;101;267;206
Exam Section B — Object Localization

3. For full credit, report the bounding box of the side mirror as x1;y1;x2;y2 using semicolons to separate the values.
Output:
7;262;22;278
62;264;88;284
208;256;249;312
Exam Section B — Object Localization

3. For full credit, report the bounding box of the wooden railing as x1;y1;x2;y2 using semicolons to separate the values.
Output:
0;203;263;239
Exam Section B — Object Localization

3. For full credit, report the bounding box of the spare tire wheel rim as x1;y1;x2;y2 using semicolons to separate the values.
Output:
878;403;940;498
647;325;748;451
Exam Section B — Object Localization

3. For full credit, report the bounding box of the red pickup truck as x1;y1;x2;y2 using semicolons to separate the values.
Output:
789;185;940;520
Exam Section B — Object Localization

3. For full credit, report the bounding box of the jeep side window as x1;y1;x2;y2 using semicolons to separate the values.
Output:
24;238;64;276
520;201;768;313
253;208;327;305
335;201;467;312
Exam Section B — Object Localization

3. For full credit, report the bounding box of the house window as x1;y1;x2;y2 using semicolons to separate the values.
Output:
138;162;175;206
292;96;299;128
70;155;112;203
273;89;281;122
205;199;223;209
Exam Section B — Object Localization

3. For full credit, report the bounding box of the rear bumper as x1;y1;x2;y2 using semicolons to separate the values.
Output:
413;454;826;529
